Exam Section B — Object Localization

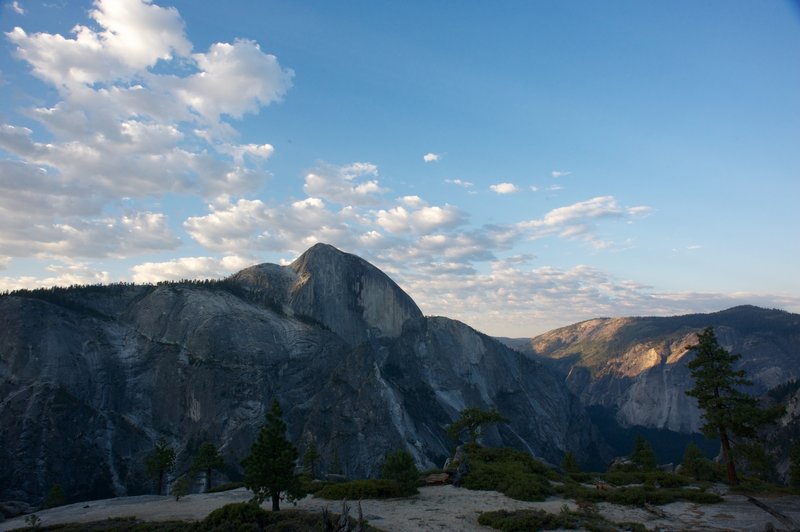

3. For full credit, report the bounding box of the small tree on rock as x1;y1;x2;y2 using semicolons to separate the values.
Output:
681;441;716;481
191;442;225;491
145;437;176;495
447;407;508;445
686;327;782;485
241;399;305;511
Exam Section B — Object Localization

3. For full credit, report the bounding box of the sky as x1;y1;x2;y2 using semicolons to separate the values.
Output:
0;0;798;337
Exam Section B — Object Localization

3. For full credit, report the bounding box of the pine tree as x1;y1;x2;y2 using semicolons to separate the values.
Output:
241;399;304;511
191;442;225;491
144;438;176;495
302;439;321;480
446;407;508;444
631;434;657;471
561;451;580;474
380;449;419;496
789;442;800;488
686;327;780;485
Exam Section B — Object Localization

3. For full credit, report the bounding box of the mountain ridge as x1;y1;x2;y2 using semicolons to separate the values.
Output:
0;243;596;505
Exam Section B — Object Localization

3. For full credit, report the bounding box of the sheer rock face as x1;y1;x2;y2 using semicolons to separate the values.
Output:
508;306;800;433
0;243;590;504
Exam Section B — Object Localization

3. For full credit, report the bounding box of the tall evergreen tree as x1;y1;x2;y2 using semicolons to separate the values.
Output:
686;327;780;485
241;399;304;511
191;442;225;491
631;434;658;471
145;438;176;495
302;439;321;480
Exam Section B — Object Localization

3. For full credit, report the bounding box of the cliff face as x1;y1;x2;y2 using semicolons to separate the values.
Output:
0;243;591;504
508;307;800;433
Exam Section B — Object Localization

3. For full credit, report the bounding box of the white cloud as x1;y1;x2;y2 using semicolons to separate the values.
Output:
445;178;474;188
173;39;293;123
11;1;25;15
6;0;191;89
530;185;540;192
423;152;440;162
374;199;465;234
1;0;292;261
490;182;519;194
131;255;253;283
0;262;111;291
517;196;651;247
548;184;564;191
551;170;571;178
303;162;384;206
0;256;10;270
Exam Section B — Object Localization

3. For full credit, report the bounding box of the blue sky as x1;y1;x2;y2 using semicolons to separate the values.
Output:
0;0;798;336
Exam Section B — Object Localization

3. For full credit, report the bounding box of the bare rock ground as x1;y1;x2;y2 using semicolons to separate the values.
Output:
2;485;799;531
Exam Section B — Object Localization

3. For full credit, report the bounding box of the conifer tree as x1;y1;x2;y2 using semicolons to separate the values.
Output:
380;449;419;496
145;438;176;496
241;399;304;511
686;327;781;485
302;439;321;479
191;442;225;491
446;407;508;444
631;434;657;471
561;451;580;474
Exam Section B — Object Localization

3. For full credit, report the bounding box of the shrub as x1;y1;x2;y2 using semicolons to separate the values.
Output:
380;450;419;496
202;502;269;530
461;445;554;502
478;507;647;532
315;478;407;500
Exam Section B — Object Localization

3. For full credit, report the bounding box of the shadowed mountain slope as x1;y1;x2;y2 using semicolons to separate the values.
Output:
0;243;594;505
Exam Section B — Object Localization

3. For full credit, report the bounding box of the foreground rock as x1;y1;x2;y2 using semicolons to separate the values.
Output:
3;486;799;532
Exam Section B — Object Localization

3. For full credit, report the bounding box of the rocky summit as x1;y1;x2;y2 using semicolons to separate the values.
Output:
0;243;594;505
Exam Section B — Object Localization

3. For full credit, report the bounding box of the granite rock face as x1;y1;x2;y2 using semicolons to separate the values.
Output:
506;307;800;433
0;243;592;504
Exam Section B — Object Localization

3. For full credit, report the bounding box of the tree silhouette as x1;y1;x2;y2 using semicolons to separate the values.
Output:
191;442;225;491
447;407;508;444
241;399;304;511
686;327;781;485
145;438;176;495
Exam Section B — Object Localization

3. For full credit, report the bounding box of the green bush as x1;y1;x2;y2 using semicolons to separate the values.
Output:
315;478;407;500
461;445;554;502
380;450;419;496
202;502;269;530
556;483;722;506
478;508;647;532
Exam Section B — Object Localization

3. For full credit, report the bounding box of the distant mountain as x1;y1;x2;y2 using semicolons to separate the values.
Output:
0;243;595;505
504;306;800;434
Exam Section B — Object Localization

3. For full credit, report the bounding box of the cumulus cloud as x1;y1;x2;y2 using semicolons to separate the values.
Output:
131;255;253;283
1;0;292;262
423;152;440;162
551;170;570;178
183;193;364;255
374;203;465;234
490;182;519;194
11;1;25;15
303;162;384;206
